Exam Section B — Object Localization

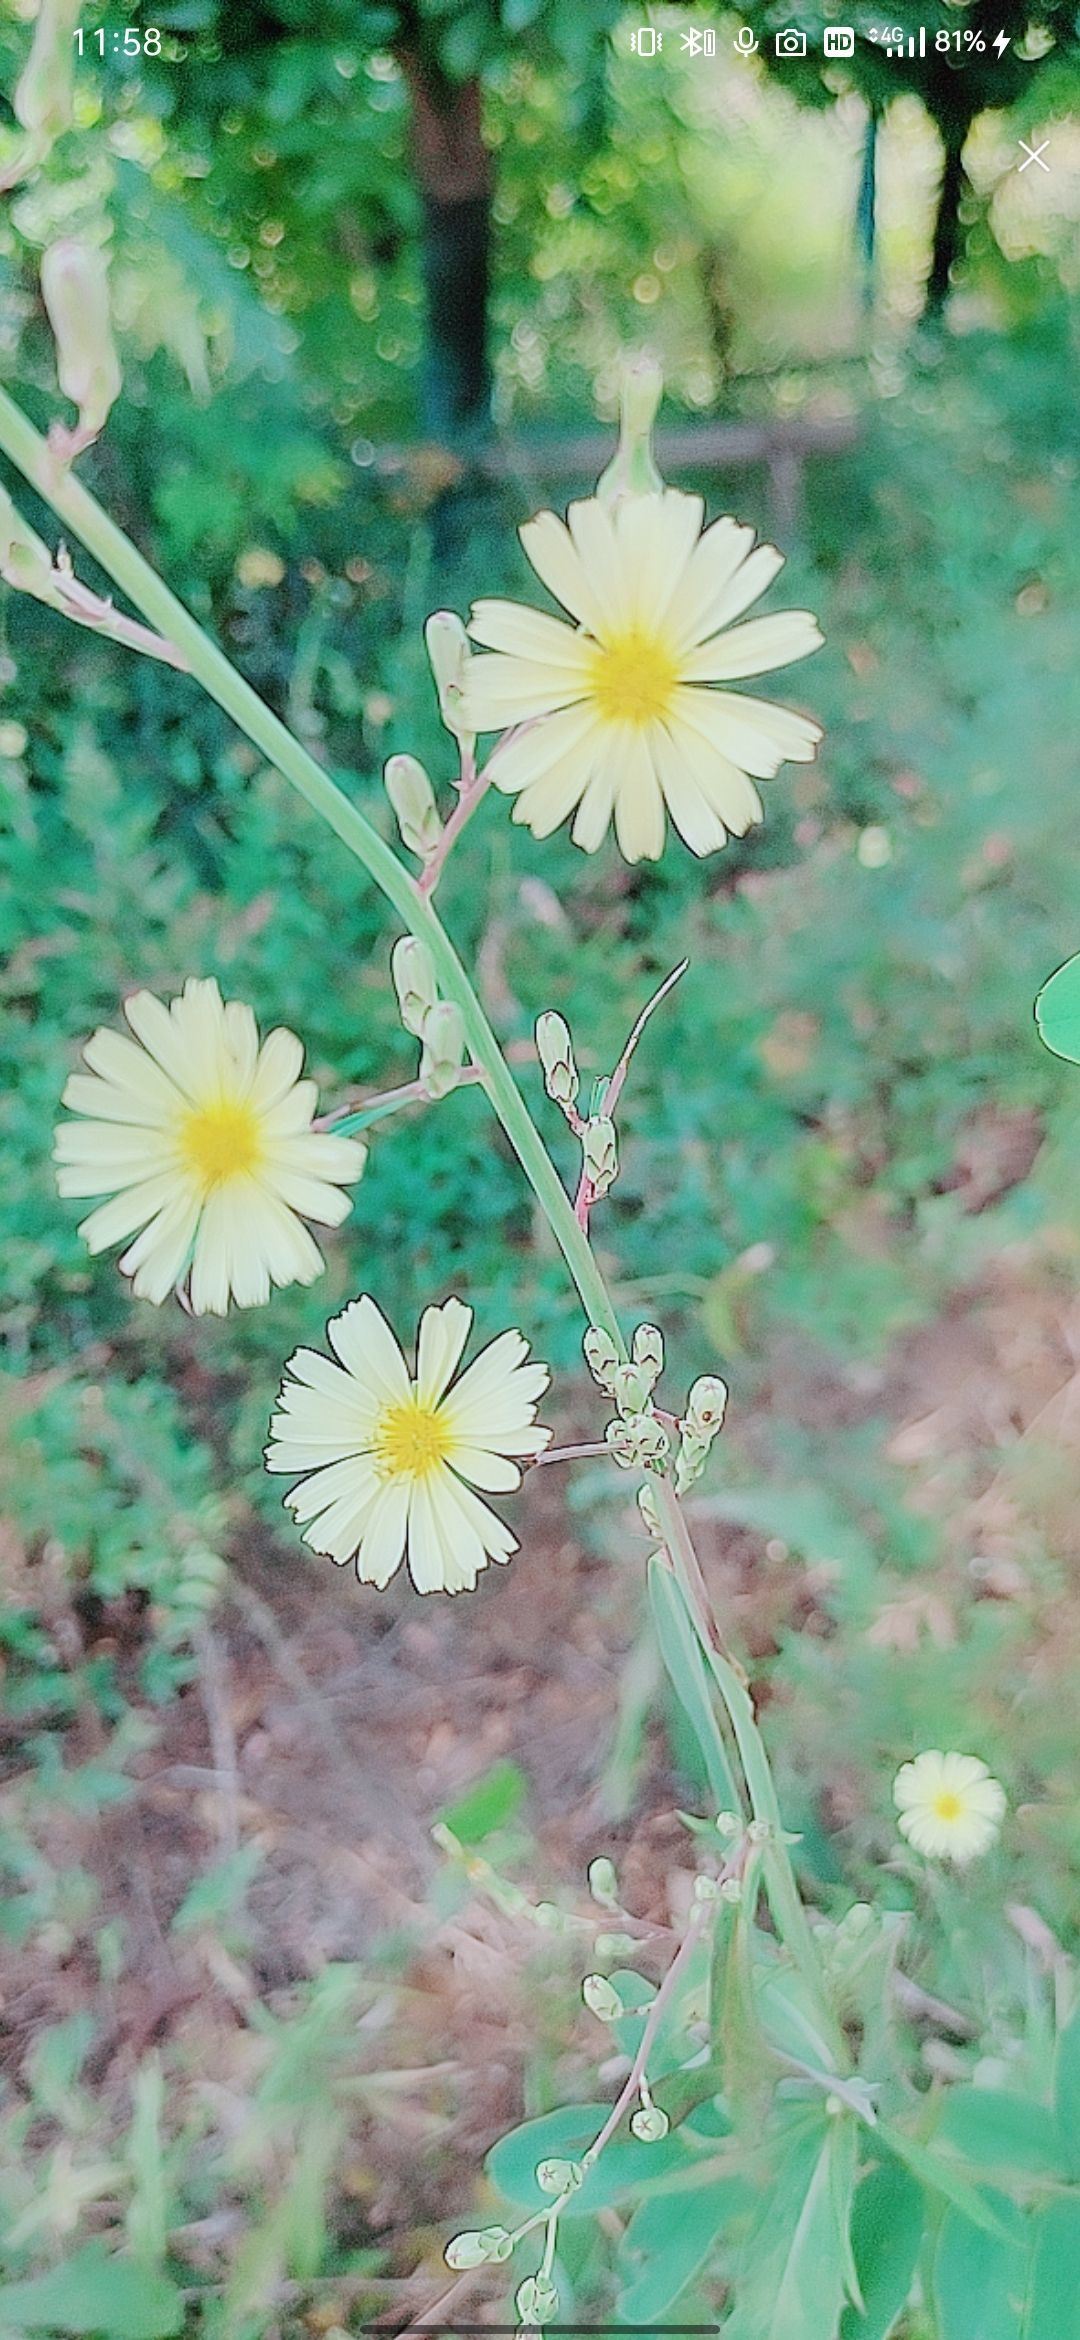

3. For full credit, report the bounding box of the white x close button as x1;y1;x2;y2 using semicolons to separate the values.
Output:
1017;138;1051;173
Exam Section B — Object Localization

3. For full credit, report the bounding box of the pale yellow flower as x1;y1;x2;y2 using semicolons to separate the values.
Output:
893;1750;1006;1864
54;977;366;1313
461;488;823;863
266;1294;551;1594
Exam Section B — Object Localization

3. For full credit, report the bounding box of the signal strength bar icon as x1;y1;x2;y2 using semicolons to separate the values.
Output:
886;25;925;52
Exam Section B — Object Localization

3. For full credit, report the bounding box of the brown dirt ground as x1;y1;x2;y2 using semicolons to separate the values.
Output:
4;1224;1080;2319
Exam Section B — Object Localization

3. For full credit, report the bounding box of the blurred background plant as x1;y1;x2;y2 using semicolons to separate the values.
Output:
4;1;1080;2333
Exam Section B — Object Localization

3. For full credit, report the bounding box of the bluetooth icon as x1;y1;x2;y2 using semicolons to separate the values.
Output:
680;24;716;51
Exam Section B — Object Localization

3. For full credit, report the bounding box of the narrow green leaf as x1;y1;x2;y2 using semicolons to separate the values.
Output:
1053;2002;1080;2180
647;1556;741;1814
934;2201;1029;2340
840;2160;924;2340
1035;954;1080;1064
725;2109;856;2340
616;2174;751;2323
435;1758;526;1846
1025;2196;1080;2339
877;2122;1018;2239
934;2087;1064;2182
0;2245;183;2337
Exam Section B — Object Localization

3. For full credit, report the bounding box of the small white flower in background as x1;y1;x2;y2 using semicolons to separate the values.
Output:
53;977;366;1313
893;1750;1006;1864
461;487;822;863
266;1294;551;1595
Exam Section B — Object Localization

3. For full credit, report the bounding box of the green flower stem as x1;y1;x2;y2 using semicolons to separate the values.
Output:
655;1480;847;2064
0;385;833;2043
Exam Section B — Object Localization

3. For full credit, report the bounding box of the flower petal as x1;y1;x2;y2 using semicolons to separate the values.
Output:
416;1296;473;1408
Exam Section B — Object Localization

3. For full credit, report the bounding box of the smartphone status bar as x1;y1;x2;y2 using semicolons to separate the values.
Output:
628;23;1019;59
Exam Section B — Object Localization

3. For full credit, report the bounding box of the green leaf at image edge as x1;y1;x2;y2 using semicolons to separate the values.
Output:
1034;952;1080;1064
840;2159;924;2340
0;2245;183;2337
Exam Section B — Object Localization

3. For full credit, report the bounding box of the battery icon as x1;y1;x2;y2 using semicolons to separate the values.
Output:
631;25;663;52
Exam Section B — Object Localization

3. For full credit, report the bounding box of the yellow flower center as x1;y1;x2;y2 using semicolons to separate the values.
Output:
931;1791;964;1823
375;1395;451;1480
589;627;678;728
180;1097;263;1189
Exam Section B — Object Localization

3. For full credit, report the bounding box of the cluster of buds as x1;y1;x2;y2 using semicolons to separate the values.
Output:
425;610;474;755
536;1009;622;1214
445;2224;513;2270
383;752;442;865
390;936;465;1099
674;1374;728;1494
585;1320;669;1477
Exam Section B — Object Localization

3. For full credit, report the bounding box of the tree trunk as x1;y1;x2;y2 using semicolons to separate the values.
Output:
926;133;967;313
400;57;493;444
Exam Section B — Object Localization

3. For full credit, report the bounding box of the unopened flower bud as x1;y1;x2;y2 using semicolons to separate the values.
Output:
582;1972;623;2022
532;1900;569;1932
587;1855;619;1909
674;1429;711;1497
445;2225;513;2269
425;610;474;745
720;1876;743;1905
536;2156;584;2196
516;2275;559;2328
535;1011;579;1109
632;1322;664;1386
637;1481;663;1539
0;485;58;604
419;999;465;1100
747;1818;772;1845
693;1874;721;1904
685;1375;728;1440
594;1930;638;1958
584;1325;619;1392
13;0;80;141
609;1359;654;1417
715;1810;741;1839
596;354;665;510
606;1412;670;1472
384;753;441;859
41;241;122;454
630;2101;670;2142
582;1114;618;1196
391;935;438;1038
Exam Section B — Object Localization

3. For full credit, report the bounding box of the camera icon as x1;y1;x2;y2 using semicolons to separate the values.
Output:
774;27;807;53
823;25;855;53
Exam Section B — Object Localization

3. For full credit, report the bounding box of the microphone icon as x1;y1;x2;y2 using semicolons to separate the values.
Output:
734;25;759;52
